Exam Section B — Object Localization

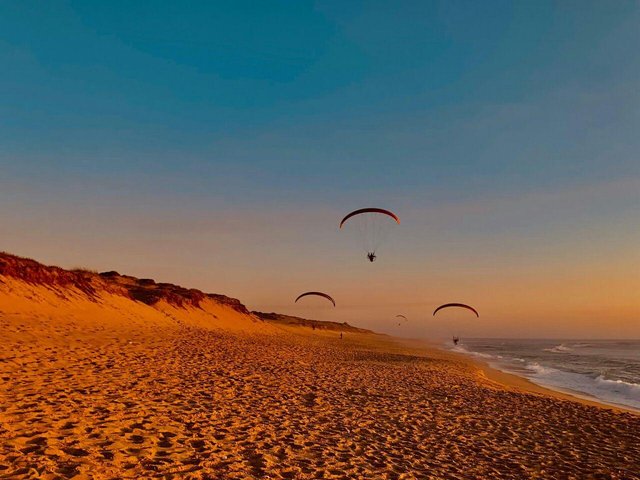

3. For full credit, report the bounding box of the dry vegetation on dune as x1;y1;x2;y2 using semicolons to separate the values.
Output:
0;252;248;313
1;253;639;479
0;253;119;299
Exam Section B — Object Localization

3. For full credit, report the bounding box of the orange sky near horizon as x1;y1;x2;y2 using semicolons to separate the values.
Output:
2;177;638;339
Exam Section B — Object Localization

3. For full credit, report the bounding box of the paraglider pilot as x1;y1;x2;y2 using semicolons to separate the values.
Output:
367;252;377;262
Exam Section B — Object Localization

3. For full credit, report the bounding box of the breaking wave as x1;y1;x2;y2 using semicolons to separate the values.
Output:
543;344;573;353
594;375;640;398
450;344;498;359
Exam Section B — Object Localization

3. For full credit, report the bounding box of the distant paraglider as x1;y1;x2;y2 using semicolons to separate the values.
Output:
295;291;336;307
340;208;400;262
433;303;479;318
396;314;408;326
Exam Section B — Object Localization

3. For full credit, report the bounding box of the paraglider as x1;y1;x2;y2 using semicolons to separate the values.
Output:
433;304;477;344
396;314;408;326
295;291;336;307
433;303;479;317
339;208;400;262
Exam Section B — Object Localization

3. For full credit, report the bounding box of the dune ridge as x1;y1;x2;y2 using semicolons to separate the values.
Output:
0;252;371;337
0;252;248;313
253;311;372;334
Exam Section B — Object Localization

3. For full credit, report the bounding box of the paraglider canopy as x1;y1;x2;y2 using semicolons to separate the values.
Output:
433;303;479;317
295;291;336;307
339;208;400;229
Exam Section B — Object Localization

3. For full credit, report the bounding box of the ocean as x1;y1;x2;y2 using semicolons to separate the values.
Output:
448;339;640;411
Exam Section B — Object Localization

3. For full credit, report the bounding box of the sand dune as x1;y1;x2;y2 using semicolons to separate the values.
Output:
1;254;639;479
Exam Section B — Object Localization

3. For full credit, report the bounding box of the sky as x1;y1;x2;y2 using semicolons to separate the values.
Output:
1;1;639;338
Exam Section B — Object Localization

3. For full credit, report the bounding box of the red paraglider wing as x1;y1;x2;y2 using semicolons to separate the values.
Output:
339;208;400;228
433;303;479;317
396;314;407;320
295;291;336;307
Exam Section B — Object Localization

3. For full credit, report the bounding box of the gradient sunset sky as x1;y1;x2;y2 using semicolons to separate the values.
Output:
1;1;638;338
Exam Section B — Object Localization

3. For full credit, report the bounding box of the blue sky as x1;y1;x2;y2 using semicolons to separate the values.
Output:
1;1;639;337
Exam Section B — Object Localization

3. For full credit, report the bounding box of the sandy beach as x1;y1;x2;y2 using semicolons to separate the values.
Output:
1;287;639;479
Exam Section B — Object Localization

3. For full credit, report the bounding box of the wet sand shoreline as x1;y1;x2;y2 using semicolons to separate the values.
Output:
415;340;640;415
